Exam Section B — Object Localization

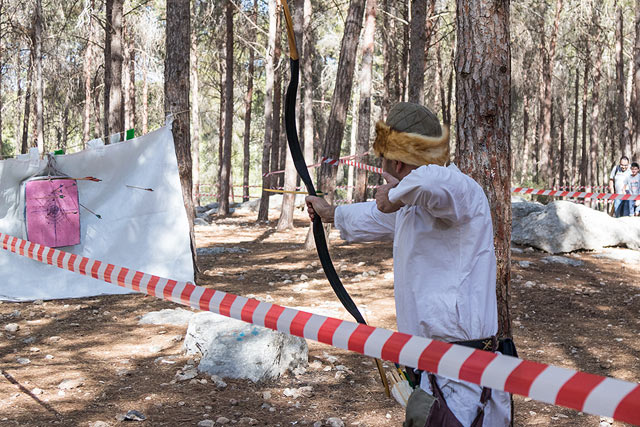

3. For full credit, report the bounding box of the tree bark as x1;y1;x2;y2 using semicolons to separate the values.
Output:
34;0;44;153
242;0;258;203
571;66;579;186
302;0;315;181
538;0;563;186
381;0;398;117
633;0;640;161
108;0;124;141
219;0;234;216
318;0;366;201
408;0;426;104
83;1;95;145
191;31;201;206
142;58;148;134
257;0;278;222
580;53;589;187
617;7;631;156
21;48;33;155
270;14;283;195
455;0;511;338
165;0;196;273
354;0;376;203
589;47;603;189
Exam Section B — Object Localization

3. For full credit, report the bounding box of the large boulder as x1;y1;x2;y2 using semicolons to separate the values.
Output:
512;200;640;253
183;312;308;382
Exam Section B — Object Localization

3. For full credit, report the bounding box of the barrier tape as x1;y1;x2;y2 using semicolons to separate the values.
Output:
1;232;638;424
512;187;640;201
321;157;383;174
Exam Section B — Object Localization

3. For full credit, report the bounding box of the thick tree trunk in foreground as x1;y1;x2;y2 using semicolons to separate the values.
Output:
455;0;512;338
165;0;196;273
257;0;278;222
34;0;44;153
318;0;366;201
219;1;234;216
354;0;376;203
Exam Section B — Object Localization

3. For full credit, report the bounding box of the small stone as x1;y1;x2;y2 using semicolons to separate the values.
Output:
216;416;230;424
178;401;186;406
4;323;19;333
299;274;309;281
23;336;36;344
89;422;110;427
524;281;535;288
58;378;84;390
238;417;259;425
29;347;40;353
230;398;238;406
262;391;272;400
210;375;227;388
45;354;54;360
49;336;61;342
283;280;293;284
33;300;44;305
313;422;323;427
175;368;198;381
31;387;43;395
268;407;276;413
518;261;532;268
326;417;345;427
123;410;146;421
16;357;31;365
197;421;214;427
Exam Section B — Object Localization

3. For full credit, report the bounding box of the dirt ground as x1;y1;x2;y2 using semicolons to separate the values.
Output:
1;209;639;426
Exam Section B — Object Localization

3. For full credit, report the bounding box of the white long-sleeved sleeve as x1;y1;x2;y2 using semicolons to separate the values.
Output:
334;201;396;242
387;164;484;224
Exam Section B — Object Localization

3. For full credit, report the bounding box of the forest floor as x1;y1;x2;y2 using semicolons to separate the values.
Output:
1;209;639;427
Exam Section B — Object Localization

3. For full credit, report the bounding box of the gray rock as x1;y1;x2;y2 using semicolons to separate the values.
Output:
89;422;111;427
194;218;209;226
325;417;345;427
138;308;195;326
197;247;249;256
58;378;84;390
512;199;544;222
541;256;584;267
216;417;230;424
518;261;533;268
123;410;146;421
4;323;19;333
184;312;308;383
197;421;214;427
512;200;640;253
16;357;30;365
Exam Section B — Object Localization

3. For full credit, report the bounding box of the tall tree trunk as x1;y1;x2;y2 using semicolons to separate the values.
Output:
165;0;196;273
559;106;566;187
83;2;95;145
539;0;563;186
455;0;511;338
108;0;124;141
521;96;530;182
400;3;409;101
633;0;640;161
21;50;33;155
257;0;278;222
219;1;234;216
354;0;376;203
318;0;366;201
617;7;631;156
142;58;148;134
381;0;398;117
128;31;136;132
571;66;579;186
270;14;282;197
34;0;44;153
104;0;112;138
408;0;426;103
123;25;131;131
191;32;201;206
217;34;225;201
242;0;258;203
302;0;315;180
589;49;602;190
580;53;589;187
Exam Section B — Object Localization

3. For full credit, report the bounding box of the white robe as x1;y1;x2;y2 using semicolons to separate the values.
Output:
334;164;510;426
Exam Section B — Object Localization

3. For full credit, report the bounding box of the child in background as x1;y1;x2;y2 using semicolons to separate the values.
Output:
625;162;640;216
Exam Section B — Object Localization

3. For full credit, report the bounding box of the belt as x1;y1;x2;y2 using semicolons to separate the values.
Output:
454;336;518;358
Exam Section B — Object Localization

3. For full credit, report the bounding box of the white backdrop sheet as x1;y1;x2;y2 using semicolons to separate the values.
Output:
0;125;194;301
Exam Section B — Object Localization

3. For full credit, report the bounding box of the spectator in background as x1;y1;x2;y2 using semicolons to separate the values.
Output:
625;162;640;216
609;156;631;217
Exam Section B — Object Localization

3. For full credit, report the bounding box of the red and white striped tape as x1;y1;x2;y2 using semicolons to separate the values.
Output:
1;232;639;425
512;187;640;201
321;156;383;174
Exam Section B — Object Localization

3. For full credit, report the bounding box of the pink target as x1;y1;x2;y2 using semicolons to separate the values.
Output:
25;179;80;247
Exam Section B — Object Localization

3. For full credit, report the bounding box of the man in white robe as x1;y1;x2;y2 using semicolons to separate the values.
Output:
306;102;511;426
